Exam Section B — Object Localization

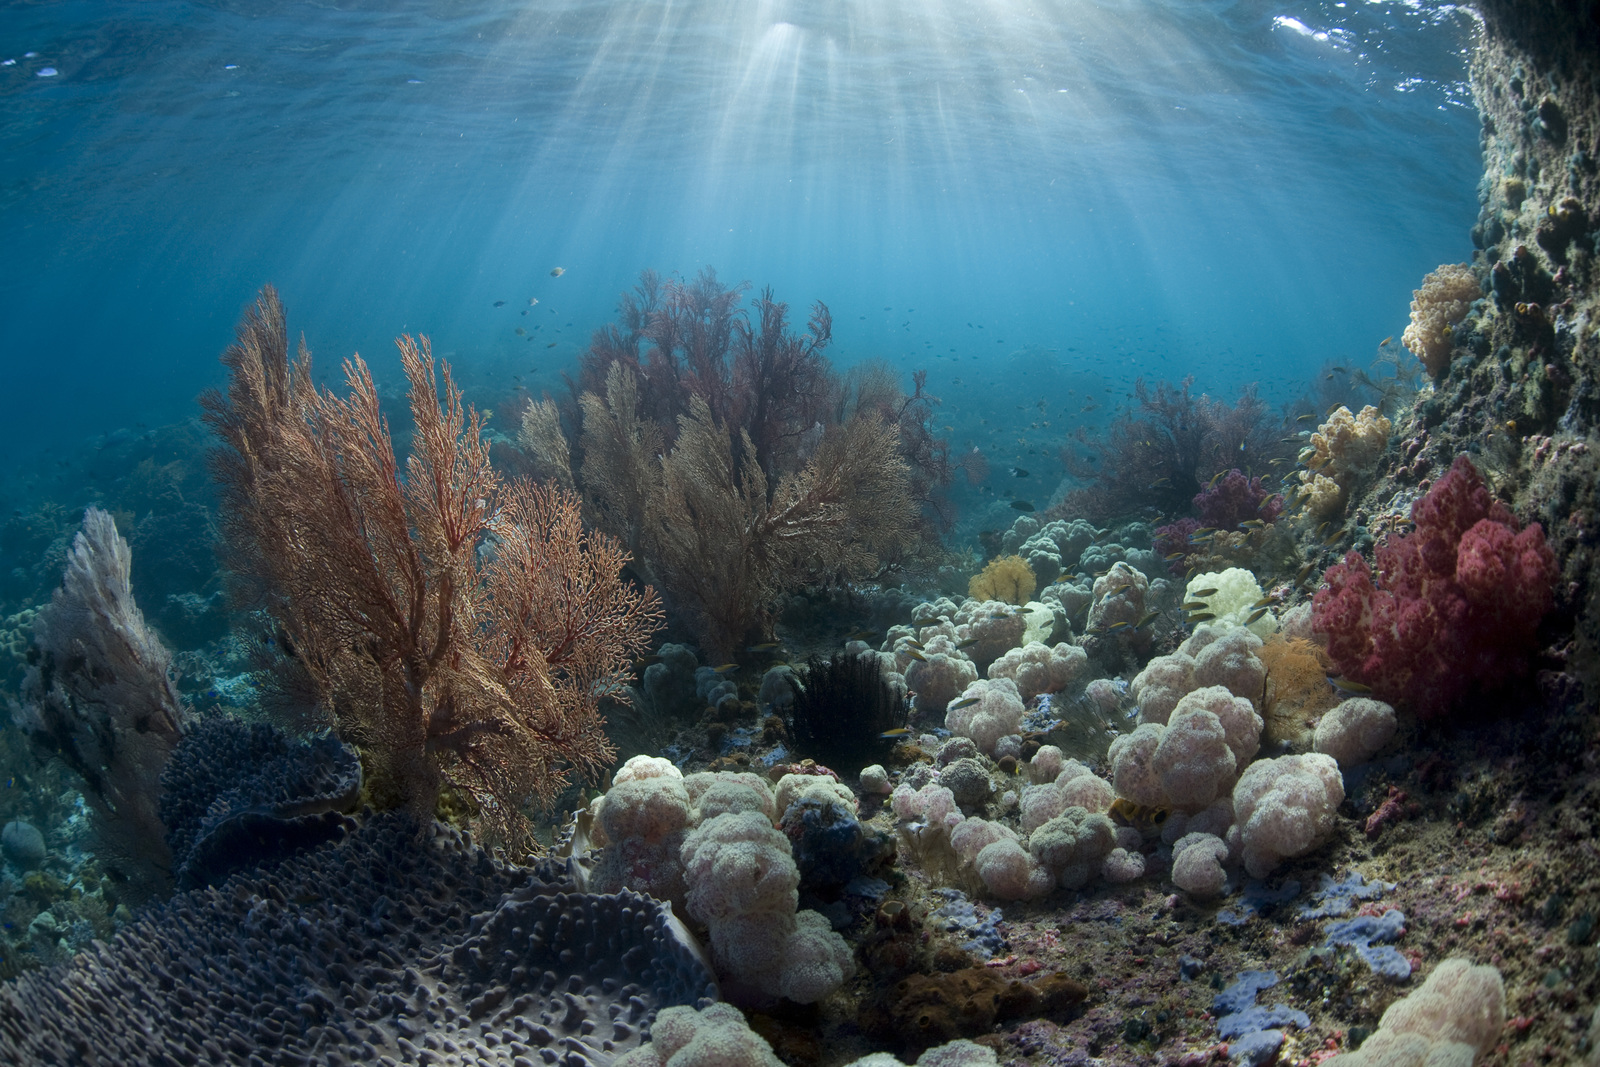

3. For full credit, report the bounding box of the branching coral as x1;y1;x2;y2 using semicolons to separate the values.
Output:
548;272;933;658
1401;263;1481;379
642;396;915;658
202;287;663;849
1312;455;1557;719
1057;377;1289;523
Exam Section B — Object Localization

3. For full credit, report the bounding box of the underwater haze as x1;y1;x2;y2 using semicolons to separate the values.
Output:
0;0;1480;467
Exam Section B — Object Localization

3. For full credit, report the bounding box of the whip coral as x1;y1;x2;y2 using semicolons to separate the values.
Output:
1311;455;1557;719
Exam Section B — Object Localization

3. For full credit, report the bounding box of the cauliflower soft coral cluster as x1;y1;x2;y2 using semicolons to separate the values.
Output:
591;756;854;1005
1313;455;1557;719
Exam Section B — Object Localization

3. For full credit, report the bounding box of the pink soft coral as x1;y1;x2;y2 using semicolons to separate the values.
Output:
1312;456;1557;719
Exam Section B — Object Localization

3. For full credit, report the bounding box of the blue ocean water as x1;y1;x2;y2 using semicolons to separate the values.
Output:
0;0;1479;475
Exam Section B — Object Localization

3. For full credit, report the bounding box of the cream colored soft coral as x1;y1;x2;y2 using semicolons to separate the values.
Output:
1296;405;1391;519
1401;263;1480;378
1306;405;1392;482
1297;471;1345;520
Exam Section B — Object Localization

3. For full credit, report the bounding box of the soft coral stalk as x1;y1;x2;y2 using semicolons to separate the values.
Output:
1312;456;1556;718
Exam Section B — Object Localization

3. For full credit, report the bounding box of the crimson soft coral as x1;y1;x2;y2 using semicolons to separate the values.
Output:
1312;455;1557;719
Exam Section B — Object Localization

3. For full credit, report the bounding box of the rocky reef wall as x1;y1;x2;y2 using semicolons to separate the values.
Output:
1368;1;1600;704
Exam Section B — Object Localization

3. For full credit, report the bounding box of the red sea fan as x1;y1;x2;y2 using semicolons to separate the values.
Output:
1312;456;1557;719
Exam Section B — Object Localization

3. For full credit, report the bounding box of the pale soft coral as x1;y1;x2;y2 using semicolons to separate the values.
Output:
945;677;1027;755
1312;455;1557;719
986;641;1088;701
1229;753;1344;878
1401;263;1480;378
1305;405;1392;485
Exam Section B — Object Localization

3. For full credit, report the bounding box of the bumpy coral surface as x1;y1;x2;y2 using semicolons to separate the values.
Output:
945;677;1027;755
1230;753;1344;878
0;814;718;1067
1312;455;1558;718
986;641;1088;702
1323;958;1504;1067
1313;697;1398;768
1400;262;1481;378
1087;561;1149;632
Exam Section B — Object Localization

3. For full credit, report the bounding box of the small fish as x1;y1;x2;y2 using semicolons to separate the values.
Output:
1328;676;1374;695
1279;436;1301;444
955;637;980;650
1296;561;1316;584
1251;596;1275;609
1239;519;1266;529
903;638;925;650
1182;601;1210;611
528;297;539;306
1163;551;1186;562
948;697;981;711
1379;335;1393;346
879;727;913;739
1323;527;1349;546
1149;477;1172;489
1135;610;1162;630
1331;366;1348;374
1208;470;1226;488
1106;582;1132;597
1010;467;1030;477
904;648;928;662
1186;611;1217;622
747;642;782;652
1093;568;1111;578
550;266;566;277
988;612;1013;621
1104;620;1132;633
1191;587;1219;597
1245;607;1271;625
1297;413;1318;422
711;663;739;674
1009;499;1035;512
515;327;526;336
1193;528;1217;538
493;300;506;307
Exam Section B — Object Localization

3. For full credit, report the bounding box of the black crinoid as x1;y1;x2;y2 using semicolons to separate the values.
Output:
789;651;908;775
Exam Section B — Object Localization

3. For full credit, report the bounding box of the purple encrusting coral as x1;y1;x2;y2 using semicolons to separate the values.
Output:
1193;469;1283;530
